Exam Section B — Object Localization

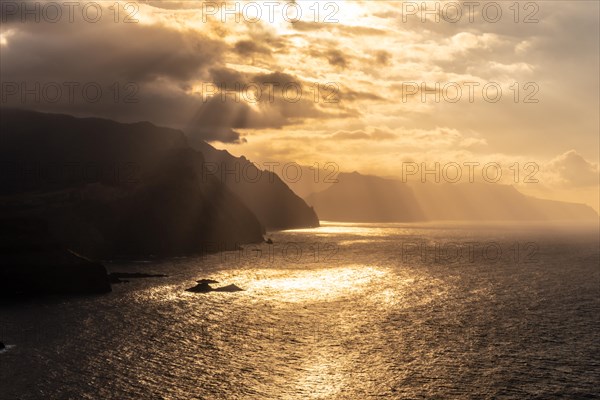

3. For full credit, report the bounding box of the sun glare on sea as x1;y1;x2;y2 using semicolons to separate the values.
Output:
285;222;398;237
246;265;387;303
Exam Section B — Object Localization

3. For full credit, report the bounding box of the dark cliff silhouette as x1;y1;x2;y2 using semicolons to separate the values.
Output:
0;109;320;259
306;172;598;222
191;140;320;230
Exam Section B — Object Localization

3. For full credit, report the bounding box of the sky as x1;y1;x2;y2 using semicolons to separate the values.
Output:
1;1;599;210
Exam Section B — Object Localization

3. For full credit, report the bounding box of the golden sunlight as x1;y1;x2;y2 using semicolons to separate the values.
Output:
247;266;387;302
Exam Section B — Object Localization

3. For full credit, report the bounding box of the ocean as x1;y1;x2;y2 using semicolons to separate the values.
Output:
1;222;599;399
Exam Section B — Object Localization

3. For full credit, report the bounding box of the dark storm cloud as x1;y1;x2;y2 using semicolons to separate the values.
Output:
227;29;290;70
0;2;337;143
234;40;272;57
13;27;219;83
210;67;249;88
0;13;238;140
185;89;331;143
182;69;342;142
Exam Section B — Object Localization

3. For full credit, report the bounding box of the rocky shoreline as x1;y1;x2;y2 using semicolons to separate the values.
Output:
0;218;111;297
0;217;256;298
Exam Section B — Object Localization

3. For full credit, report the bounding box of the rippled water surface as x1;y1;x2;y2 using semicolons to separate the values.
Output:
1;222;599;399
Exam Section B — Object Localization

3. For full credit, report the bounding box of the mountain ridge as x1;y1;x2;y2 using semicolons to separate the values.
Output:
305;172;598;222
0;108;319;259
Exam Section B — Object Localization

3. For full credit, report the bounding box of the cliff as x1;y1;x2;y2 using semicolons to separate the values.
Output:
191;140;320;230
0;109;266;258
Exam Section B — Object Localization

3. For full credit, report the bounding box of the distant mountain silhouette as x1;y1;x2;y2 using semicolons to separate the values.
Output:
305;172;425;222
306;172;598;222
2;109;317;258
277;164;338;199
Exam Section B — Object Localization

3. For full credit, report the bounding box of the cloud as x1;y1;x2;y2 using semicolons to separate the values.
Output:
0;0;598;207
0;3;232;136
340;88;384;102
331;128;396;141
324;49;349;68
234;40;272;57
291;21;386;36
544;150;600;187
373;50;392;66
0;2;339;142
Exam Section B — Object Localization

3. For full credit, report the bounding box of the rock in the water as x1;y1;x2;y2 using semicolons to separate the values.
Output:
213;284;244;292
0;342;5;350
186;280;243;293
196;279;219;284
186;282;213;293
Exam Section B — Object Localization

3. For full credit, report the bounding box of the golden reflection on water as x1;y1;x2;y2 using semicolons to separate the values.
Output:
243;265;387;303
338;239;377;246
292;352;348;399
284;221;401;237
126;251;449;399
140;265;396;305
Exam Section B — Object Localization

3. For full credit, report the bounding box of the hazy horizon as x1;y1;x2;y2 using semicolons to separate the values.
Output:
1;0;598;211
